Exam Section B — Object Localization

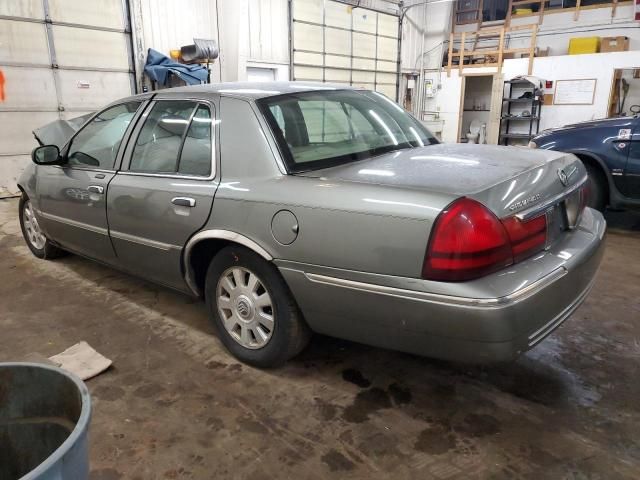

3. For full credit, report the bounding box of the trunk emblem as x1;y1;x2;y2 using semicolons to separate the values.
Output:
557;165;577;186
508;193;542;211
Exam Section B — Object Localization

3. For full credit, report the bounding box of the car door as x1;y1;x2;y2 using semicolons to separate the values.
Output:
37;100;147;263
624;120;640;198
107;95;219;291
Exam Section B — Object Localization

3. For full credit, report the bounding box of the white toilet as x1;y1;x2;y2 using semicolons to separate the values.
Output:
466;119;482;144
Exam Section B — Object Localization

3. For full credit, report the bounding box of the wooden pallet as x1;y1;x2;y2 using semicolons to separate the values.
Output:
447;24;538;77
447;0;623;79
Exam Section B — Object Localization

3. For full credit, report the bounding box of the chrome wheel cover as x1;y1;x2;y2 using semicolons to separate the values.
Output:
216;267;275;349
23;200;46;250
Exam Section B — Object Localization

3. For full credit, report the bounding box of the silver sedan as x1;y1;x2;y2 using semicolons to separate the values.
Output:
19;82;606;367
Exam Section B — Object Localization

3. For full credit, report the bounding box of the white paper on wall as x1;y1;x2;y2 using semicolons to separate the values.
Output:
553;79;597;105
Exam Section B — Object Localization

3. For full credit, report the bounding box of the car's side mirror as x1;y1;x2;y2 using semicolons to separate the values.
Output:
32;145;61;165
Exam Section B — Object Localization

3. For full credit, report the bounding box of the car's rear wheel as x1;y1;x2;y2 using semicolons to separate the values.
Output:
584;163;607;212
204;245;310;367
18;195;66;259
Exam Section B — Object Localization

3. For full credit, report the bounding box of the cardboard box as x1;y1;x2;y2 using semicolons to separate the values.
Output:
600;36;629;52
569;36;600;55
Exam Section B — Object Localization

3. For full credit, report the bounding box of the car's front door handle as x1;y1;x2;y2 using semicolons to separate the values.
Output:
171;197;196;207
87;185;104;194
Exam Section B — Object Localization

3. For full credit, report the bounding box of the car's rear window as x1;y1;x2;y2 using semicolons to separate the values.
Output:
257;90;438;172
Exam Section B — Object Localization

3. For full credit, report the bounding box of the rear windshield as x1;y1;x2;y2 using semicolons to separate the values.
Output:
257;90;438;173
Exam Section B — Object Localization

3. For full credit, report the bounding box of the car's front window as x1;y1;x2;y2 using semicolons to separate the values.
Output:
257;90;438;172
67;101;141;169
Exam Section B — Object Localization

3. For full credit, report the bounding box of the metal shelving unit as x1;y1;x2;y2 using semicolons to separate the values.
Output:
499;79;542;146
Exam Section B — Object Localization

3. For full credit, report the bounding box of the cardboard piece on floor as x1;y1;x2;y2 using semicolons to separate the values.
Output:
49;341;112;380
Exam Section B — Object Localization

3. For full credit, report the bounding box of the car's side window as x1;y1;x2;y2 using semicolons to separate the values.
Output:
178;105;212;176
129;100;213;176
129;100;195;173
67;101;141;169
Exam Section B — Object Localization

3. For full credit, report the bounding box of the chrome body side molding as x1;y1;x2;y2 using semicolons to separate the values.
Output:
304;267;568;309
39;211;108;236
110;230;182;251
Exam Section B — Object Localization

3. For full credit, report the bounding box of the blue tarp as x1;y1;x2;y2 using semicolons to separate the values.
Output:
144;48;208;86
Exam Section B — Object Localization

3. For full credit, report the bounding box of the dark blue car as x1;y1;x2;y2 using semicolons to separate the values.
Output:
531;116;640;211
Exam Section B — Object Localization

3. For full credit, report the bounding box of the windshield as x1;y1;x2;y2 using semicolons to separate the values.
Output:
257;89;438;172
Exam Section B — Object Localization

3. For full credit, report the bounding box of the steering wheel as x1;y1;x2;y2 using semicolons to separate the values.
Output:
630;105;640;115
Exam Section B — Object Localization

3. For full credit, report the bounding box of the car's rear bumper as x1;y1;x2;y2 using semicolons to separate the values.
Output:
278;207;606;363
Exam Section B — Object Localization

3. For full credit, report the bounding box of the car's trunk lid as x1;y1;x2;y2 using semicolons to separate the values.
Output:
295;143;586;218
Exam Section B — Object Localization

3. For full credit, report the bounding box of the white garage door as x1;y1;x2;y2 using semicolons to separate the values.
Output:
291;0;399;100
0;0;135;197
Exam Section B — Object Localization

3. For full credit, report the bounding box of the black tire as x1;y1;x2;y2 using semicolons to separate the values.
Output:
204;245;311;368
584;163;607;212
18;194;66;259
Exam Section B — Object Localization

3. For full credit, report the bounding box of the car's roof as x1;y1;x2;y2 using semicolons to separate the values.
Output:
153;81;361;100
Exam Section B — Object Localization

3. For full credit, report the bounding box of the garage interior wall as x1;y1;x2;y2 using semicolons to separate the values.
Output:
0;0;135;197
131;0;222;84
433;51;640;143
4;0;637;194
0;0;294;198
292;0;400;100
131;0;290;89
401;1;453;74
404;2;640;143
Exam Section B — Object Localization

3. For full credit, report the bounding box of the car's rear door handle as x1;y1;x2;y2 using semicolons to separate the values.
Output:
171;197;196;207
87;185;104;194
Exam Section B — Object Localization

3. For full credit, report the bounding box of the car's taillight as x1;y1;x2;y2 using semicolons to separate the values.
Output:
422;198;513;282
502;214;547;263
422;198;548;282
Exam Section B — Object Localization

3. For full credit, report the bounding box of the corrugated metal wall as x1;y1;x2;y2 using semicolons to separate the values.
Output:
131;0;221;83
134;0;394;87
136;0;221;61
291;0;400;99
0;0;135;197
133;0;290;85
1;0;408;197
248;0;289;64
401;2;453;73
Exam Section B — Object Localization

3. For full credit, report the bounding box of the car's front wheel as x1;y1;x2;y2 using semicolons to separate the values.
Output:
18;195;66;259
204;245;311;367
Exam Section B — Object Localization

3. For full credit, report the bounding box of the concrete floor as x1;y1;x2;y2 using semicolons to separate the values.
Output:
1;197;639;480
